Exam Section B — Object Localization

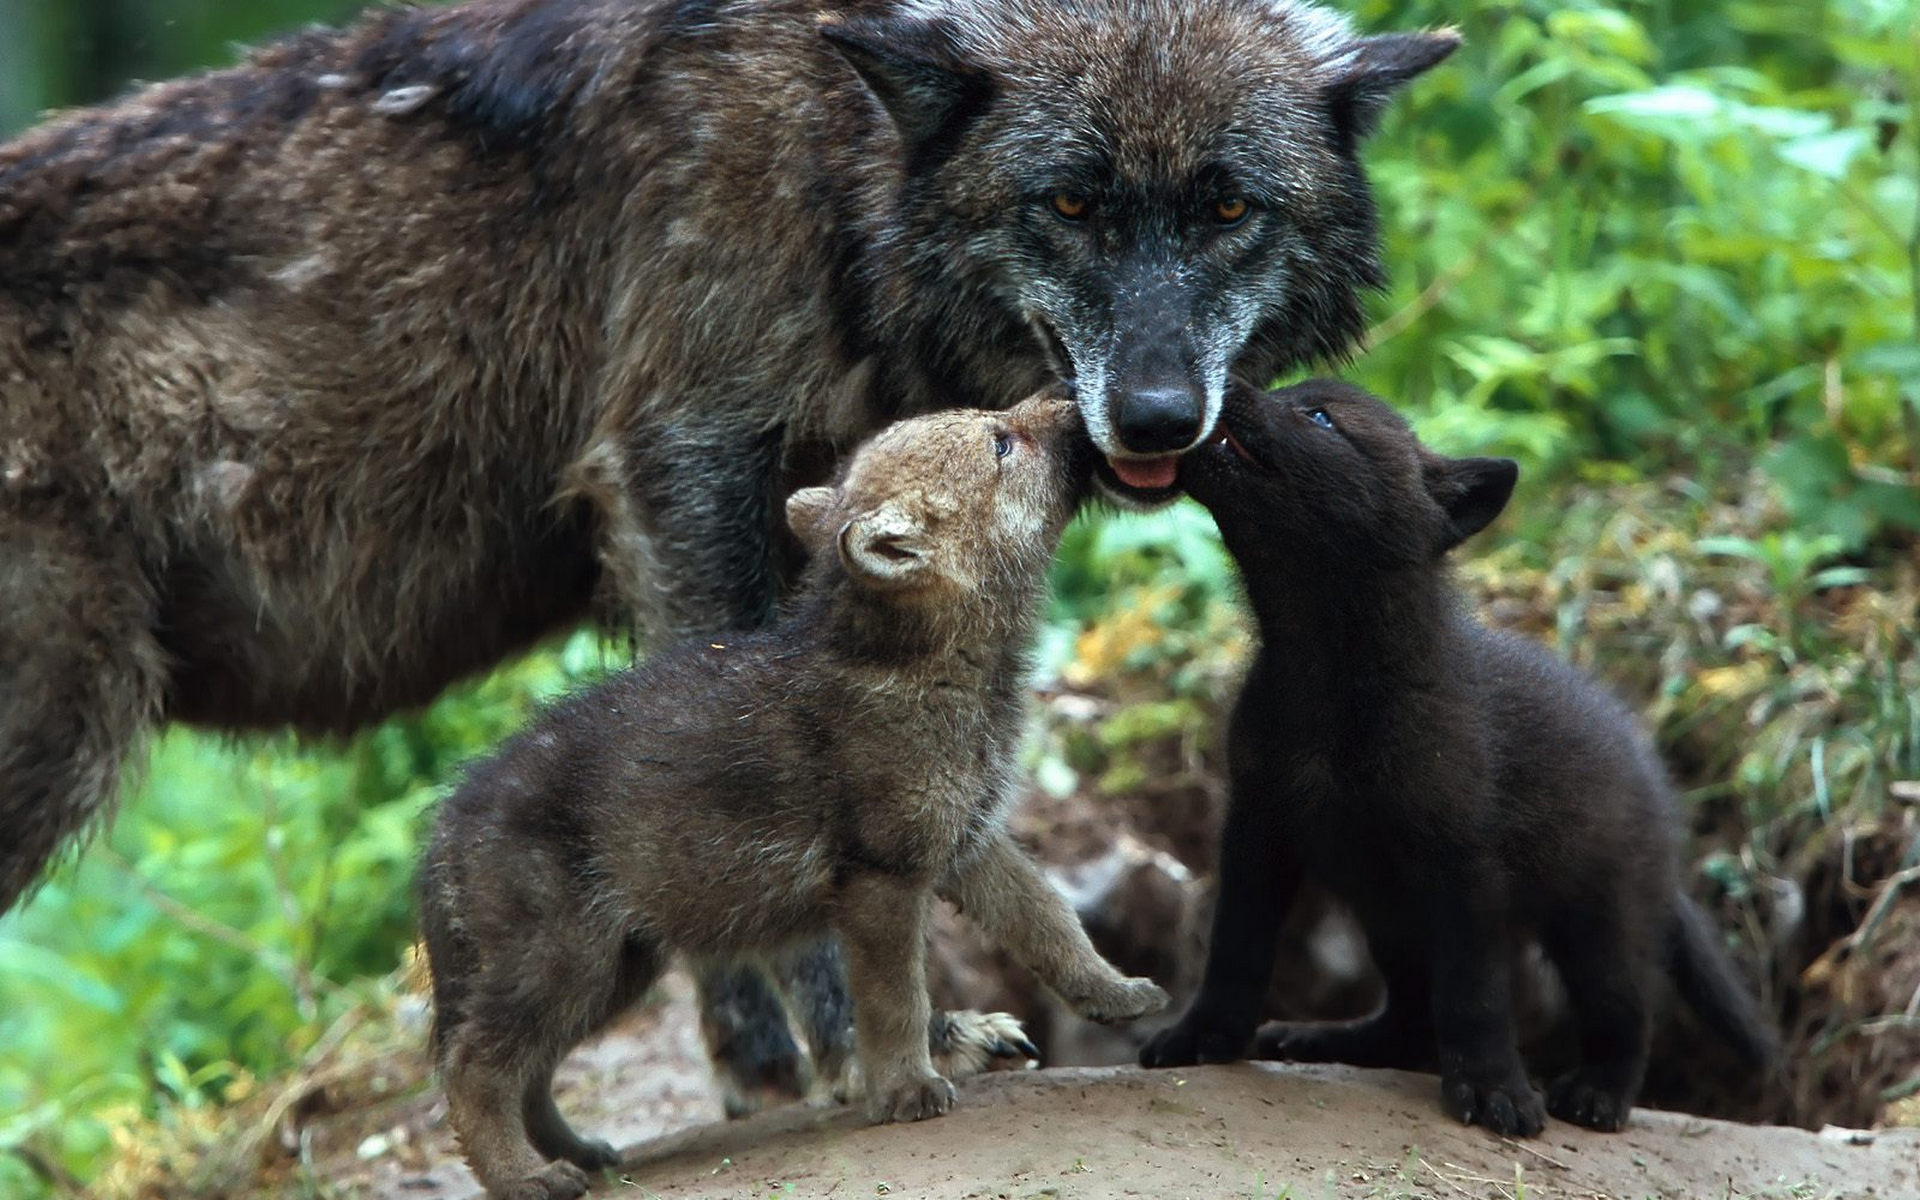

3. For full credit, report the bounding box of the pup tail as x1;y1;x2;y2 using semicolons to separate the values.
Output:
1666;892;1778;1070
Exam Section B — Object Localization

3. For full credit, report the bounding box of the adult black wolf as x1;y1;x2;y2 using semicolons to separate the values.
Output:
0;0;1453;1112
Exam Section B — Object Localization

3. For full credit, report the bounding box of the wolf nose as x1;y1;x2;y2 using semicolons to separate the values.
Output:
1115;387;1203;454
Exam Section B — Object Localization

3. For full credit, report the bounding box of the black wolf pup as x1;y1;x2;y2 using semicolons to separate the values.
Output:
421;391;1167;1200
1139;380;1775;1136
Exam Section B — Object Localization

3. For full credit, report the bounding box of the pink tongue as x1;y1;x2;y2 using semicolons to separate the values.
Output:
1110;456;1178;490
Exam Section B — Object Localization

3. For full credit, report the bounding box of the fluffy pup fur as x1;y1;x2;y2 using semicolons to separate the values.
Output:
1139;380;1775;1136
420;391;1167;1200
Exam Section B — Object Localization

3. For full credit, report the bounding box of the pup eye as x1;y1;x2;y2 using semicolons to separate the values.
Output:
1213;196;1250;225
994;431;1014;459
1306;407;1334;430
1050;191;1090;222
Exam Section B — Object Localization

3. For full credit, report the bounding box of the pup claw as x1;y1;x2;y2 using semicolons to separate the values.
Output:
1442;1071;1546;1138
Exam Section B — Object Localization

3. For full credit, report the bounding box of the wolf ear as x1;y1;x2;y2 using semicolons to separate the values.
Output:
838;504;934;588
819;14;990;150
1425;454;1517;550
785;486;840;551
1322;29;1460;141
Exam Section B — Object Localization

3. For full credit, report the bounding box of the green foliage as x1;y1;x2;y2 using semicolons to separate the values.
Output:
0;632;616;1197
1352;0;1919;551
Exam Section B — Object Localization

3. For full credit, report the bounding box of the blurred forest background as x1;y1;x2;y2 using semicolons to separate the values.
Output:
0;0;1916;1196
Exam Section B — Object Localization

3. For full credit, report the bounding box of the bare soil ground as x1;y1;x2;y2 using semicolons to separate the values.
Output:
300;973;1919;1200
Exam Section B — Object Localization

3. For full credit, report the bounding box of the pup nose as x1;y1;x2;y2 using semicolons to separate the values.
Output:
1115;387;1202;454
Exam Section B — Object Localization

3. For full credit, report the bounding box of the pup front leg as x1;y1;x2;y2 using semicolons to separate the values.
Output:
1144;796;1302;1067
942;833;1168;1025
1428;883;1544;1137
835;875;954;1124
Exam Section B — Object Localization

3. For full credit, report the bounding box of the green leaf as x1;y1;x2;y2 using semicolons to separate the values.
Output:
1777;128;1870;179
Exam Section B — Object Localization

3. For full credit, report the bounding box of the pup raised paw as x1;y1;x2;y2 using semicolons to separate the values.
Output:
1072;976;1170;1025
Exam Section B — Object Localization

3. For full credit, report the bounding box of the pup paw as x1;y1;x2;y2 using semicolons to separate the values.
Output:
497;1161;591;1200
867;1073;957;1124
1074;976;1170;1024
1440;1069;1546;1138
711;1037;811;1120
1138;1014;1252;1068
931;1010;1039;1078
1253;1021;1320;1062
560;1137;620;1173
1547;1070;1634;1132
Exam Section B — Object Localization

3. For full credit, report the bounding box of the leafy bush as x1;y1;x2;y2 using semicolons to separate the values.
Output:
0;633;617;1196
1351;0;1917;550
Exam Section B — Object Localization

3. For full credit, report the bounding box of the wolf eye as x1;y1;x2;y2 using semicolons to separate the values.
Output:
994;431;1014;459
1305;407;1334;429
1050;191;1090;221
1213;196;1250;225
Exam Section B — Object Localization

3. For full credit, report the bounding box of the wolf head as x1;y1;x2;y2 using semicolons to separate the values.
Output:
786;387;1089;606
1181;378;1516;571
822;0;1456;506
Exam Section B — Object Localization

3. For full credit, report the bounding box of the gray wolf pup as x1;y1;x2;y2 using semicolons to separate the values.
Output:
0;0;1449;1107
1139;381;1776;1135
420;391;1168;1200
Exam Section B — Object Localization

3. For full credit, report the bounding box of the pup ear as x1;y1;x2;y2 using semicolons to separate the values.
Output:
818;14;990;149
1425;454;1517;549
1322;29;1460;142
785;486;839;550
837;504;934;588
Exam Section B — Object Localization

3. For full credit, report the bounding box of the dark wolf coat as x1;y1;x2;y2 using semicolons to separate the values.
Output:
0;0;1447;1106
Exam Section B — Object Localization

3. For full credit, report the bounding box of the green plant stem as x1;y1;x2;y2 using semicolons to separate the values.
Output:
1911;52;1920;344
99;846;341;1006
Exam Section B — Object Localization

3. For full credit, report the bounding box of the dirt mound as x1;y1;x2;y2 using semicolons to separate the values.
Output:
290;972;1917;1200
609;1064;1920;1200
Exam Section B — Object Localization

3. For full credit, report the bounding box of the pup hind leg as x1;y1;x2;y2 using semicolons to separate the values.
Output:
1544;911;1652;1132
443;1020;589;1200
441;931;658;1198
1257;939;1434;1069
0;519;162;913
522;934;665;1170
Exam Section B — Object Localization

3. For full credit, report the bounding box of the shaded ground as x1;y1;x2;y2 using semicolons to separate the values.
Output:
294;973;1919;1200
611;1066;1920;1200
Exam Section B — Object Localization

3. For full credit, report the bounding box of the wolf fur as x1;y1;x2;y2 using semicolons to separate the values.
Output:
1138;380;1776;1136
419;392;1167;1200
0;0;1449;1109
